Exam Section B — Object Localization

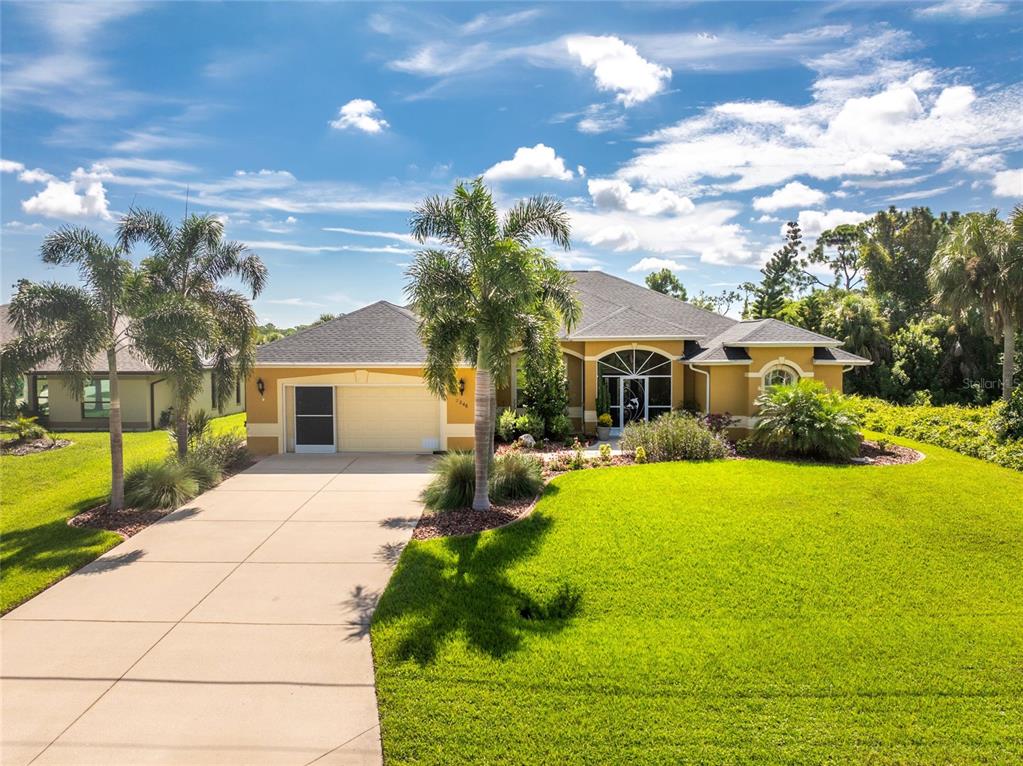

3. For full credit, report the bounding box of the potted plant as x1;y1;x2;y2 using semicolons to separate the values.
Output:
596;380;612;440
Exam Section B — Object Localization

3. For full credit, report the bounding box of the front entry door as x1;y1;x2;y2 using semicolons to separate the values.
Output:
621;377;647;426
294;386;335;453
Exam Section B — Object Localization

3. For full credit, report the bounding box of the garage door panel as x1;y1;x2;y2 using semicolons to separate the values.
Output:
339;386;440;452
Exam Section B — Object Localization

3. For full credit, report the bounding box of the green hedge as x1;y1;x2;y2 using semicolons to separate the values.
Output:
851;397;1023;472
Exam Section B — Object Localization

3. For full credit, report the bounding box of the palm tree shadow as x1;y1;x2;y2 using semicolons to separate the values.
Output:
372;513;581;666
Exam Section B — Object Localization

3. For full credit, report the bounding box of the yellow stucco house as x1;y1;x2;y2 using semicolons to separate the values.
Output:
245;271;870;455
1;305;245;430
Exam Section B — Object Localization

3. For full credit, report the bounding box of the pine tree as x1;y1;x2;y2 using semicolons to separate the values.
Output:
750;221;804;319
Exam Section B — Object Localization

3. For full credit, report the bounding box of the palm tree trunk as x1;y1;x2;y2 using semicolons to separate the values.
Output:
1003;327;1017;402
107;348;125;511
472;342;492;512
175;392;189;458
488;386;497;456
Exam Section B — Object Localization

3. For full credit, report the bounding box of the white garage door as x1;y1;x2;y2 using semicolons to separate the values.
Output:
338;386;440;452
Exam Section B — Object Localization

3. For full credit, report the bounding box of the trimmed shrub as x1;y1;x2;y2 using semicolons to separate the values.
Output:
598;443;612;462
515;412;545;441
422;451;477;511
179;452;222;491
851;396;1023;471
634;445;647;464
496;408;518;442
548;413;572;441
490;452;543;503
993;385;1023;442
620;411;728;462
125;460;199;511
753;380;861;461
191;432;251;472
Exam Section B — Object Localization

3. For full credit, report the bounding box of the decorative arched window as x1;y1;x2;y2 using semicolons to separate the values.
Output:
596;349;672;428
763;364;799;388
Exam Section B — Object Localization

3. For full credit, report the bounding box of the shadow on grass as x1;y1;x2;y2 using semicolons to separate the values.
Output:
371;495;582;666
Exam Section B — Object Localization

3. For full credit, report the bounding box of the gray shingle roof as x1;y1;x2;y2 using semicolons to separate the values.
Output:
684;345;753;364
722;318;842;346
563;271;736;340
256;301;428;365
813;347;873;365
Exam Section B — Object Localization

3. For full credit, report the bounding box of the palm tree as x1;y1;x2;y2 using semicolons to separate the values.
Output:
930;210;1023;402
118;210;267;456
7;228;143;509
405;179;580;511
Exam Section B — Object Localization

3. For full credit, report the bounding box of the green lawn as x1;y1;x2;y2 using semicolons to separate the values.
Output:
372;435;1023;764
0;413;245;613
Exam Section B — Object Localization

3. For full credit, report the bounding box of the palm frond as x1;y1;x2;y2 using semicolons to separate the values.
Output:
502;194;571;249
117;208;174;255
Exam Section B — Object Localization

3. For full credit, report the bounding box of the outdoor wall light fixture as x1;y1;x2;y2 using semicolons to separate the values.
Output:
458;378;466;395
256;378;265;398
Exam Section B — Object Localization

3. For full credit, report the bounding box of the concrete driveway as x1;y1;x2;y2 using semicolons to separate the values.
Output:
1;453;433;765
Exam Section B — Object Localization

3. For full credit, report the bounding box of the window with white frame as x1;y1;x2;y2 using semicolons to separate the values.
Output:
763;364;799;388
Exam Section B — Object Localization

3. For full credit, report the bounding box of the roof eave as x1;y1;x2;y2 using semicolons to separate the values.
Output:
723;341;842;348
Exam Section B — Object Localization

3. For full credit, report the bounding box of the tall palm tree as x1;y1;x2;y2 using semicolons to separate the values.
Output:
405;179;580;511
930;210;1023;401
7;228;143;509
118;210;267;456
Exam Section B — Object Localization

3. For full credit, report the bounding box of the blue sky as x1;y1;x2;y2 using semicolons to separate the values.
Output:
2;0;1021;325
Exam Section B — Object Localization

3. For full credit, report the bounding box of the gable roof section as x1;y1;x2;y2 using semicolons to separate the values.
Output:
563;271;736;341
256;301;428;365
720;318;842;347
813;347;874;366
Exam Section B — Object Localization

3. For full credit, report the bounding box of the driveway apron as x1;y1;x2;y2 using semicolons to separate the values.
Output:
1;453;432;765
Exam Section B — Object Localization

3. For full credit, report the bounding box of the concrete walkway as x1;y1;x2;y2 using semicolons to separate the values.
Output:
1;453;433;765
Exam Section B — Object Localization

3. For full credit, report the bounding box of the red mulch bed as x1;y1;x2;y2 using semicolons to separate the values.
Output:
68;504;171;538
413;495;539;540
859;439;924;465
1;438;73;456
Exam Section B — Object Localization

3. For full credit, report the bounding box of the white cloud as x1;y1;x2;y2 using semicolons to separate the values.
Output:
930;85;975;118
329;99;390;133
588;179;694;216
483;143;574;181
21;176;111;220
755;214;782;223
460;9;541;35
113;129;200;153
992;168;1023;198
916;0;1008;18
321;226;419;245
18;168;58;184
939;150;1004;174
3;220;45;231
586;225;640;251
565;35;671;106
885;185;957;201
792;209;870;239
96;157;197;174
752;181;827;212
263;297;326;307
573;103;627;134
1;159;25;173
627;257;691;273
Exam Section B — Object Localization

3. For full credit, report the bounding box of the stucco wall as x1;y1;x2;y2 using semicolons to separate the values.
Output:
46;374;155;431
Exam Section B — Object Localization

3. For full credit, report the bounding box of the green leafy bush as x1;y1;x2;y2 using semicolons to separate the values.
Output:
178;452;222;491
992;385;1023;442
598;443;612;462
620;411;728;462
496;408;518;442
634;445;647;464
125;460;199;511
753;380;861;461
520;339;569;438
422;451;543;510
548;413;572;441
421;451;477;511
515;412;545;441
490;452;543;503
1;415;49;444
191;432;251;472
852;396;1023;471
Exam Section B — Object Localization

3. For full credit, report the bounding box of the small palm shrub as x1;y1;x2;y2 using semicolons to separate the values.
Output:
1;415;49;444
422;451;477;510
125;460;199;511
490;452;543;503
179;452;222;491
753;380;861;461
620;411;728;462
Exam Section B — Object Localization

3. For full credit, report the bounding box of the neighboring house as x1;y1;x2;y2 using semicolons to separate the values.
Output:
0;305;245;431
246;271;870;455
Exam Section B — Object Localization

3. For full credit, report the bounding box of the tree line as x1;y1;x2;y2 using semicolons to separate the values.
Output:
647;205;1023;404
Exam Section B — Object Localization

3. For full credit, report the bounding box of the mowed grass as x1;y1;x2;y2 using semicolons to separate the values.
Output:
0;413;245;613
372;434;1023;764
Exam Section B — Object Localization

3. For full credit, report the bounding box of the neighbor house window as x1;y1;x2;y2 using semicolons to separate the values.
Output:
763;365;798;388
34;376;49;416
82;377;111;418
